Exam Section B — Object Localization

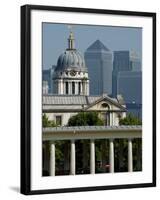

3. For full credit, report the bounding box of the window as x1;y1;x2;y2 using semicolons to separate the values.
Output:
101;103;109;109
78;82;81;94
65;82;68;94
55;116;62;126
72;82;75;94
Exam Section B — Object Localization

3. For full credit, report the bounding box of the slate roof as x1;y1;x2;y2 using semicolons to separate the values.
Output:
43;95;100;105
43;94;126;111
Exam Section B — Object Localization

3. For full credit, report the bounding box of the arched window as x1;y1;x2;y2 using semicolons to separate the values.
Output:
101;103;109;109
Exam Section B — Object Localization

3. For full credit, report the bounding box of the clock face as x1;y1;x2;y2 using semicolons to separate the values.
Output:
70;70;76;76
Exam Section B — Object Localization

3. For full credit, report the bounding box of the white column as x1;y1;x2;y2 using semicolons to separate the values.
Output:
50;141;55;176
128;138;133;172
84;81;87;95
109;139;114;173
57;79;63;94
70;140;76;175
69;81;72;95
75;82;78;95
90;139;95;174
86;80;89;95
57;81;60;94
60;79;63;94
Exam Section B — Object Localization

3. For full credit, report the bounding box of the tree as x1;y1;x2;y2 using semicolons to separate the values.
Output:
68;112;104;126
118;113;142;172
42;113;56;127
119;113;142;125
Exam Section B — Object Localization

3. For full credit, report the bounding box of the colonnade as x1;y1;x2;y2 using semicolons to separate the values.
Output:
49;138;134;176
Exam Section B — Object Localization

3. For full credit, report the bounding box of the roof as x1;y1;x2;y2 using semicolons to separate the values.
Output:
86;40;110;51
43;95;101;105
43;94;126;112
55;49;87;72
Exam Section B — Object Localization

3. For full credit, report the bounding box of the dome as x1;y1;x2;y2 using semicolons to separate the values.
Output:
55;49;87;72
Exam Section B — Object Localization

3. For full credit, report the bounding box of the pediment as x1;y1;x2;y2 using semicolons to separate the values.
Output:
85;96;126;111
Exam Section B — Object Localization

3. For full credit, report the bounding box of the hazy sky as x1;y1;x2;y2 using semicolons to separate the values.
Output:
42;23;142;69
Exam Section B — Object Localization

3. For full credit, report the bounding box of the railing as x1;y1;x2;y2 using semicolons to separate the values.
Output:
43;126;142;176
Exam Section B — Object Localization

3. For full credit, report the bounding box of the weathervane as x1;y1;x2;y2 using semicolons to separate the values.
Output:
67;24;74;33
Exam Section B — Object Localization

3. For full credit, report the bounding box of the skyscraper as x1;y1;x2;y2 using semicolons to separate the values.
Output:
117;71;142;103
112;51;131;97
112;51;142;118
84;40;113;95
130;50;141;71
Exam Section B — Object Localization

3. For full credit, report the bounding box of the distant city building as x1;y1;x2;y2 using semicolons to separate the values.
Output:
42;81;49;94
116;71;142;103
126;102;142;120
130;50;141;71
84;40;113;95
113;51;131;72
42;66;55;93
112;51;142;118
112;51;131;97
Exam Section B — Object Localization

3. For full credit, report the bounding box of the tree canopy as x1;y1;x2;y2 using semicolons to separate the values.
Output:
68;112;104;126
119;113;142;125
42;113;56;127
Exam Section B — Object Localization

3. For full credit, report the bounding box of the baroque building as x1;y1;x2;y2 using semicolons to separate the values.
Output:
53;31;89;96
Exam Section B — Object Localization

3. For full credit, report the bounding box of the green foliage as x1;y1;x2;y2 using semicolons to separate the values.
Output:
68;112;104;126
119;113;142;125
42;113;56;127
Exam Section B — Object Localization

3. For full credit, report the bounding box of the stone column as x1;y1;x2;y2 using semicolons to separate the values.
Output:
90;139;95;174
128;138;133;172
87;80;89;95
70;140;76;175
69;81;72;95
75;82;78;95
58;79;63;94
109;139;114;173
49;141;55;176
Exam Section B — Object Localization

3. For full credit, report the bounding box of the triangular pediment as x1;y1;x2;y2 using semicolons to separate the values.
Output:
85;96;126;111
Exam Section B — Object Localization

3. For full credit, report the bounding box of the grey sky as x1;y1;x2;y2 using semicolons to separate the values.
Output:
42;23;142;69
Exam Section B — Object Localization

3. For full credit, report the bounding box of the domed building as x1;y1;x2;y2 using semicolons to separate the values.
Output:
43;31;126;126
53;31;89;96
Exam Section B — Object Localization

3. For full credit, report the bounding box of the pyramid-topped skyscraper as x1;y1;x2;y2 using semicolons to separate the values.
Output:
86;39;110;52
85;40;113;95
